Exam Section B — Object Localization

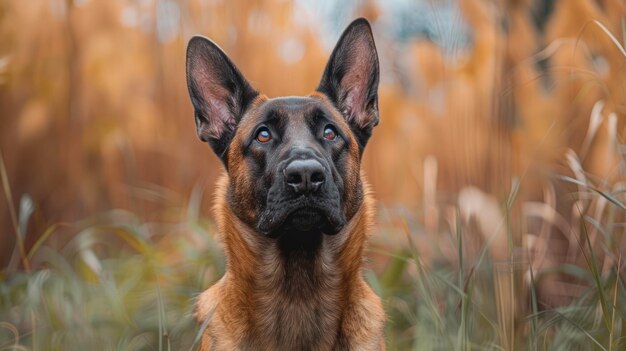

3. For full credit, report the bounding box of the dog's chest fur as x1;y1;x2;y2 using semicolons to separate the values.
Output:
251;235;344;350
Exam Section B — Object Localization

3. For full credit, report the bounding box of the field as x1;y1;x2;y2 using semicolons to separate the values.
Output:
1;0;626;350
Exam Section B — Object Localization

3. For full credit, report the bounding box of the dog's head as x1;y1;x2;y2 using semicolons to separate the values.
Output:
186;18;379;238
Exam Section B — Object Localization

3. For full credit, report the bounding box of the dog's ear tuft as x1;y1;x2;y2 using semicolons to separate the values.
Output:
317;18;380;149
186;36;258;160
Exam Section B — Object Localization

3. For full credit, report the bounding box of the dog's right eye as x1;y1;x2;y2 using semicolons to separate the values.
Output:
323;125;338;141
255;127;272;143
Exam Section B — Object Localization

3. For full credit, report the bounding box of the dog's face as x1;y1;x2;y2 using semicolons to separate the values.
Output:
186;19;379;238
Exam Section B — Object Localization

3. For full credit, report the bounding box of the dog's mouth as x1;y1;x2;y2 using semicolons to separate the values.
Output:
283;208;334;232
258;202;345;238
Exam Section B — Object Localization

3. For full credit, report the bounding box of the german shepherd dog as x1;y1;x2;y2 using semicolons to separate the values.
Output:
186;18;385;350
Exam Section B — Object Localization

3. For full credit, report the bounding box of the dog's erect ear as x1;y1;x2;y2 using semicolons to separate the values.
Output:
317;18;380;149
186;36;258;160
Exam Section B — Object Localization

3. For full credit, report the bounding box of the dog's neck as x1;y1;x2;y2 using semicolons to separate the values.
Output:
211;174;374;348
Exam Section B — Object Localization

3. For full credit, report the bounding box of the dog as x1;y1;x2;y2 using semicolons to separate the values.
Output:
185;18;385;350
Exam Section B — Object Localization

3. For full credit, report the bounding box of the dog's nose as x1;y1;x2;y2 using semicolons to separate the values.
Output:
284;159;326;194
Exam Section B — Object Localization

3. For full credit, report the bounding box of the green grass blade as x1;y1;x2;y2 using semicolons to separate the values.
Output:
553;310;608;351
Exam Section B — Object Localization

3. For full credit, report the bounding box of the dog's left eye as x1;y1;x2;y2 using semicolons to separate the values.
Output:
256;127;272;143
323;125;338;141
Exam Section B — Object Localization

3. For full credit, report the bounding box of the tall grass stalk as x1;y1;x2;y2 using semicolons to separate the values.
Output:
0;150;29;272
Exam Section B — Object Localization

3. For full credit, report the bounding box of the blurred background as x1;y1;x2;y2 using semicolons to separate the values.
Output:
1;0;626;349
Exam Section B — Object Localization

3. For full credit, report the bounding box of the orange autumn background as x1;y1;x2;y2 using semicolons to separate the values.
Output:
3;1;625;253
2;0;626;343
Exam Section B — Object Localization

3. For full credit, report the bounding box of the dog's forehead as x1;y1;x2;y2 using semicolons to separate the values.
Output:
259;96;325;123
266;96;318;109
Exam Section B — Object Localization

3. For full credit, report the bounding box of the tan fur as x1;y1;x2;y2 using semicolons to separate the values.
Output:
195;172;385;350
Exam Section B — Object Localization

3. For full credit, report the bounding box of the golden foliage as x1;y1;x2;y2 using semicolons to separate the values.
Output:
1;0;625;278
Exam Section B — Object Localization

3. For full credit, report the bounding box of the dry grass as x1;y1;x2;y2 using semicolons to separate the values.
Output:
1;131;625;349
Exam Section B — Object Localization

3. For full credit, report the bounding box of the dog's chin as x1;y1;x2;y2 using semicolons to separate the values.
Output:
260;208;344;238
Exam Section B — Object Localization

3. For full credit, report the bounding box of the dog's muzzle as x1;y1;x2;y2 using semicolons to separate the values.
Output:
257;155;345;237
